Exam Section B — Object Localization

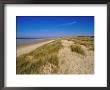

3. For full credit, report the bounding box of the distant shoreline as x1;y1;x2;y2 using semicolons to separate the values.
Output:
16;39;55;57
16;36;94;46
16;38;52;48
16;38;53;45
16;36;94;39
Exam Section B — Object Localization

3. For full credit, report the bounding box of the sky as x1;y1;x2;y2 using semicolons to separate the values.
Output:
16;16;94;38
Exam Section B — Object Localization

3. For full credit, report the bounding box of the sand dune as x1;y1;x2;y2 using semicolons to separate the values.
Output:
16;39;94;74
58;40;94;74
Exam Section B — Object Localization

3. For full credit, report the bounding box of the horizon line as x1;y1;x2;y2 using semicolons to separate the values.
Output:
16;35;94;39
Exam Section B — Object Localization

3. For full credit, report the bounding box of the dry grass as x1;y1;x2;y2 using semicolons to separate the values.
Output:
58;40;94;74
70;44;85;55
16;37;94;74
67;36;94;51
16;40;63;74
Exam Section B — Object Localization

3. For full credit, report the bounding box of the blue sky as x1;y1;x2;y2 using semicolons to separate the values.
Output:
16;16;94;38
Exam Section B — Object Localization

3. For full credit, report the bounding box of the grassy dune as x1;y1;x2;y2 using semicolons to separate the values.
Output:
16;40;63;74
67;36;94;51
16;36;94;74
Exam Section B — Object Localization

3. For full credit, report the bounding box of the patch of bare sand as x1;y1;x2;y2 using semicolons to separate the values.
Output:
17;40;54;57
58;40;94;74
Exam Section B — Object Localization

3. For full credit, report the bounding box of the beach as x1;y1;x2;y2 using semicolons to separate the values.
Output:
17;40;54;57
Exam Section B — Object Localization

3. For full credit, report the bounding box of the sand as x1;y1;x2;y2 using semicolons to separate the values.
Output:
58;40;94;74
17;39;94;74
17;40;54;57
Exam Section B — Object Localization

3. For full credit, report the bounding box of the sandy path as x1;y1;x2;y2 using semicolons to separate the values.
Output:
17;40;54;57
58;40;94;74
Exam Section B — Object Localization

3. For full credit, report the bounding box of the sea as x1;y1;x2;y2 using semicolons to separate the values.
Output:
16;39;46;45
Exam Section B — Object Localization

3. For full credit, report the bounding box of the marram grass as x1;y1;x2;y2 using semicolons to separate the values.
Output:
16;40;63;74
70;44;85;55
67;36;94;51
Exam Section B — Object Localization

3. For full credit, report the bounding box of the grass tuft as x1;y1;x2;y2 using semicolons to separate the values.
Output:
70;44;85;55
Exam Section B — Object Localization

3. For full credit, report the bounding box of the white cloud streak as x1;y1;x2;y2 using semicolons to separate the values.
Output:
56;21;77;27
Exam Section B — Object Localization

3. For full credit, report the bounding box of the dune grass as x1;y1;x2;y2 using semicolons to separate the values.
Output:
16;40;63;74
67;36;94;51
70;44;85;55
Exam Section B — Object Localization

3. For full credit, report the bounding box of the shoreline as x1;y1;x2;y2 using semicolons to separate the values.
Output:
16;39;55;57
17;39;52;49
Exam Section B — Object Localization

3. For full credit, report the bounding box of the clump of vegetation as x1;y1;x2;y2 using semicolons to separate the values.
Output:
76;40;94;50
67;36;94;51
88;45;94;51
70;44;85;55
16;40;63;74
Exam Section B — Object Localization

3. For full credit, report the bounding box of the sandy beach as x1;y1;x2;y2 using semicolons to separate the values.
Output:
17;40;54;57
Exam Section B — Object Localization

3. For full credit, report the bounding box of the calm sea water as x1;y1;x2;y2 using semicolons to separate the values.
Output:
16;39;46;45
